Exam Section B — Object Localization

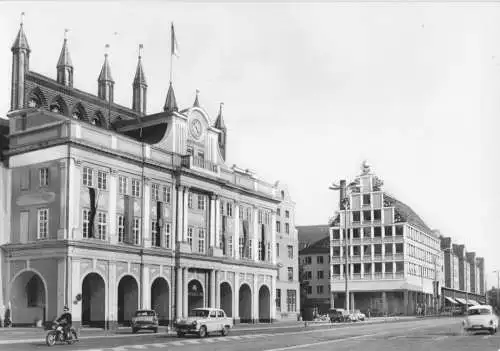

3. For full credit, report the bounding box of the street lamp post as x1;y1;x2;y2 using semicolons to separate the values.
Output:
330;180;355;314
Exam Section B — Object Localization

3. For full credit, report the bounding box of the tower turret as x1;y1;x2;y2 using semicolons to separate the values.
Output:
164;82;178;113
10;16;31;110
97;46;114;103
214;102;227;160
132;45;147;115
56;30;73;87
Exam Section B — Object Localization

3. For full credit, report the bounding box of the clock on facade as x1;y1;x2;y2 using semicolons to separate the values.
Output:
190;118;203;140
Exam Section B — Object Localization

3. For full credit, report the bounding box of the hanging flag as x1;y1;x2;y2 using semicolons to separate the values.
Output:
242;220;249;258
124;195;134;244
88;188;96;239
261;223;266;261
171;22;179;57
221;215;227;255
156;201;163;247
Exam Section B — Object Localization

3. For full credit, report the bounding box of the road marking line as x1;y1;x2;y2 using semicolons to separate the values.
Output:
263;333;380;351
111;347;128;351
169;341;185;346
433;336;448;341
204;338;217;342
387;336;405;340
228;336;243;340
129;345;147;349
149;344;168;347
183;339;200;344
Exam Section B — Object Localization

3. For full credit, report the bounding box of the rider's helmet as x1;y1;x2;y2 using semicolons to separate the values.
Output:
63;306;69;312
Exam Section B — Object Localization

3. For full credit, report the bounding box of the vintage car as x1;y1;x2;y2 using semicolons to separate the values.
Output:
462;305;498;335
352;309;366;321
174;308;233;338
131;310;159;333
329;308;352;323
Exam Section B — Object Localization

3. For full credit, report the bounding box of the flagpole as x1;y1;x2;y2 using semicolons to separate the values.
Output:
170;22;174;83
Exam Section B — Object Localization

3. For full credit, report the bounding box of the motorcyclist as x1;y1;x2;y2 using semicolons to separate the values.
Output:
56;306;73;340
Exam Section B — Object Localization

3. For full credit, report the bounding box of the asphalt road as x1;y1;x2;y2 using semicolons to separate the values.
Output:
2;317;499;351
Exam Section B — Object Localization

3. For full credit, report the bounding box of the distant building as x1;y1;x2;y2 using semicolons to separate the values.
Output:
297;225;329;251
329;162;444;316
440;237;486;309
299;236;330;317
274;183;300;321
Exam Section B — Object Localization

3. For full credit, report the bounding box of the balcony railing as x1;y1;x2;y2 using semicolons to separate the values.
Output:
331;272;405;281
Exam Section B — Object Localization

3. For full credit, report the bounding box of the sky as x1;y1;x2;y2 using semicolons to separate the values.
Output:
1;1;500;288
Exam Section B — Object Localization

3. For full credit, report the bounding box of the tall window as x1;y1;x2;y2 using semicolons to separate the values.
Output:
20;169;30;190
316;285;324;294
82;209;90;238
132;179;141;197
165;223;171;249
119;176;127;195
133;218;141;245
198;228;206;253
239;237;245;258
83;167;93;186
285;210;290;218
363;194;371;206
285;223;290;234
97;170;107;190
228;237;233;257
276;289;281;312
188;193;193;209
317;270;324;280
163;186;171;203
151;220;159;247
287;290;296;312
288;245;293;259
37;208;49;239
276;243;280;257
198;195;205;210
276;221;281;233
39;168;49;187
226;202;233;217
317;255;324;264
117;215;124;242
277;208;281;216
287;267;293;281
187;227;193;248
97;212;107;240
151;183;160;201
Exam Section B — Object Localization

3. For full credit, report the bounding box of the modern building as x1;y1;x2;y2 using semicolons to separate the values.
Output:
274;183;300;321
329;162;444;316
299;236;330;318
0;23;295;327
440;237;486;308
297;225;329;251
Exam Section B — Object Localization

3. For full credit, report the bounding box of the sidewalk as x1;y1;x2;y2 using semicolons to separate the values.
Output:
0;315;430;345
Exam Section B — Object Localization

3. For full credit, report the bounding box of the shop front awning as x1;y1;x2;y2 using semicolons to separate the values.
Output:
455;298;467;305
444;296;458;304
468;300;479;306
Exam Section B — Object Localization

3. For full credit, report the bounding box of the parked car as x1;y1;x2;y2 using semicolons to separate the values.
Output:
329;308;352;323
131;310;159;333
174;308;233;338
462;305;498;335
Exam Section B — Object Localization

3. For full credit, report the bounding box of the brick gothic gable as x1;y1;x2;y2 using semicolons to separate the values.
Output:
24;71;139;128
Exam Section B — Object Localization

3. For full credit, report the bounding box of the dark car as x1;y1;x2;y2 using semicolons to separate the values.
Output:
131;310;159;333
329;308;351;323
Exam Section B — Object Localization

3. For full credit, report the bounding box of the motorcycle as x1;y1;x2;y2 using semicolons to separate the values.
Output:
45;322;78;347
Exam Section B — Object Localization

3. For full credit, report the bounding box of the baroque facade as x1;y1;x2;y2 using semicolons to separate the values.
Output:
0;23;299;327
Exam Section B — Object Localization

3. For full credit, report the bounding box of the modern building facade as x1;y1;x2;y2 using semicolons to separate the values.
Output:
274;183;300;321
298;236;330;317
0;23;295;327
329;162;444;316
440;237;486;308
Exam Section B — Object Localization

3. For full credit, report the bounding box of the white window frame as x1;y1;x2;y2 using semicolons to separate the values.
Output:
83;167;93;187
133;218;141;245
163;185;171;203
39;168;49;187
37;208;49;239
187;227;193;248
97;212;107;240
119;176;127;195
165;223;171;249
188;193;193;209
198;195;205;210
82;209;90;238
151;183;160;201
97;170;107;190
151;220;159;247
198;228;206;253
132;179;141;197
117;215;124;242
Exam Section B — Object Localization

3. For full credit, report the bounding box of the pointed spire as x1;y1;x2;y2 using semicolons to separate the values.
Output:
98;45;114;82
164;82;178;113
193;89;200;107
57;29;72;68
133;44;147;86
215;102;226;130
11;13;30;52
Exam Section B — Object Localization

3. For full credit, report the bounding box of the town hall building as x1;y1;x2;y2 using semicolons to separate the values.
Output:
0;22;299;328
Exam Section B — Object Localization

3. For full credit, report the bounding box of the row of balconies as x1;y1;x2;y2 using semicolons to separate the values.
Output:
331;272;405;281
330;253;404;263
331;236;404;244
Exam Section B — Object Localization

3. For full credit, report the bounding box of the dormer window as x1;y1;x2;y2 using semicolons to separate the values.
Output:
72;111;81;119
28;98;39;108
50;105;60;113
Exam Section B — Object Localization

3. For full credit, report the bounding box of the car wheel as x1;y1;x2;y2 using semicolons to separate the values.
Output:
199;326;207;338
491;328;496;335
153;328;158;333
221;326;229;336
177;332;185;338
132;328;138;334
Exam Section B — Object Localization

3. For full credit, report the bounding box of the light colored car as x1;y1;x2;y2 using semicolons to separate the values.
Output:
462;305;498;335
352;310;366;321
174;308;233;338
131;310;159;333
